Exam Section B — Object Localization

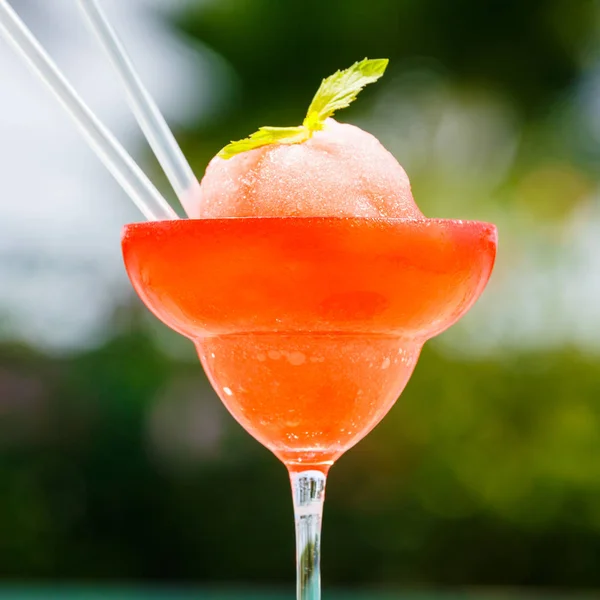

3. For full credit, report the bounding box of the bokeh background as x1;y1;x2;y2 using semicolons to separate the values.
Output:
1;0;600;598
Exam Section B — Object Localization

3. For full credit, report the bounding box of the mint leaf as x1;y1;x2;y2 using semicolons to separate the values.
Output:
303;58;389;131
217;58;389;159
218;126;311;159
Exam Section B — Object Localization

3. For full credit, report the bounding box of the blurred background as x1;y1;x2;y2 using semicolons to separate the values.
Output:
0;0;599;598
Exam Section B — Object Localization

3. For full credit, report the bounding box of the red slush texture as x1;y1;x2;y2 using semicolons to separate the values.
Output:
190;119;423;220
122;217;497;469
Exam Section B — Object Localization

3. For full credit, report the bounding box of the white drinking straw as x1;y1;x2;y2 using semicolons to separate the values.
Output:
77;0;197;215
0;0;178;222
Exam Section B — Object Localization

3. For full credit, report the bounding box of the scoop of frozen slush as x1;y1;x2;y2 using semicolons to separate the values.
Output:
189;118;423;219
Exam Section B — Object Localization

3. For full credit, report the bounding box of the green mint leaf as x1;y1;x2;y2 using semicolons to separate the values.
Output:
217;58;389;159
218;126;311;159
303;58;389;131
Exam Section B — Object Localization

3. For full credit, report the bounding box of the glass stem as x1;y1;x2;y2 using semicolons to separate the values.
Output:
290;469;327;600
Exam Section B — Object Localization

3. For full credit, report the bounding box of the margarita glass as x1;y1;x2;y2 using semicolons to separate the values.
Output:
122;215;497;598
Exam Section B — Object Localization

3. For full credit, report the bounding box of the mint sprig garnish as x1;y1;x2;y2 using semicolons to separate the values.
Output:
218;126;309;160
303;58;389;130
218;58;389;159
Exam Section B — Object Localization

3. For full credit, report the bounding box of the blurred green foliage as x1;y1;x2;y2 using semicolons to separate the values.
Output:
174;0;596;165
2;0;600;593
2;316;600;589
